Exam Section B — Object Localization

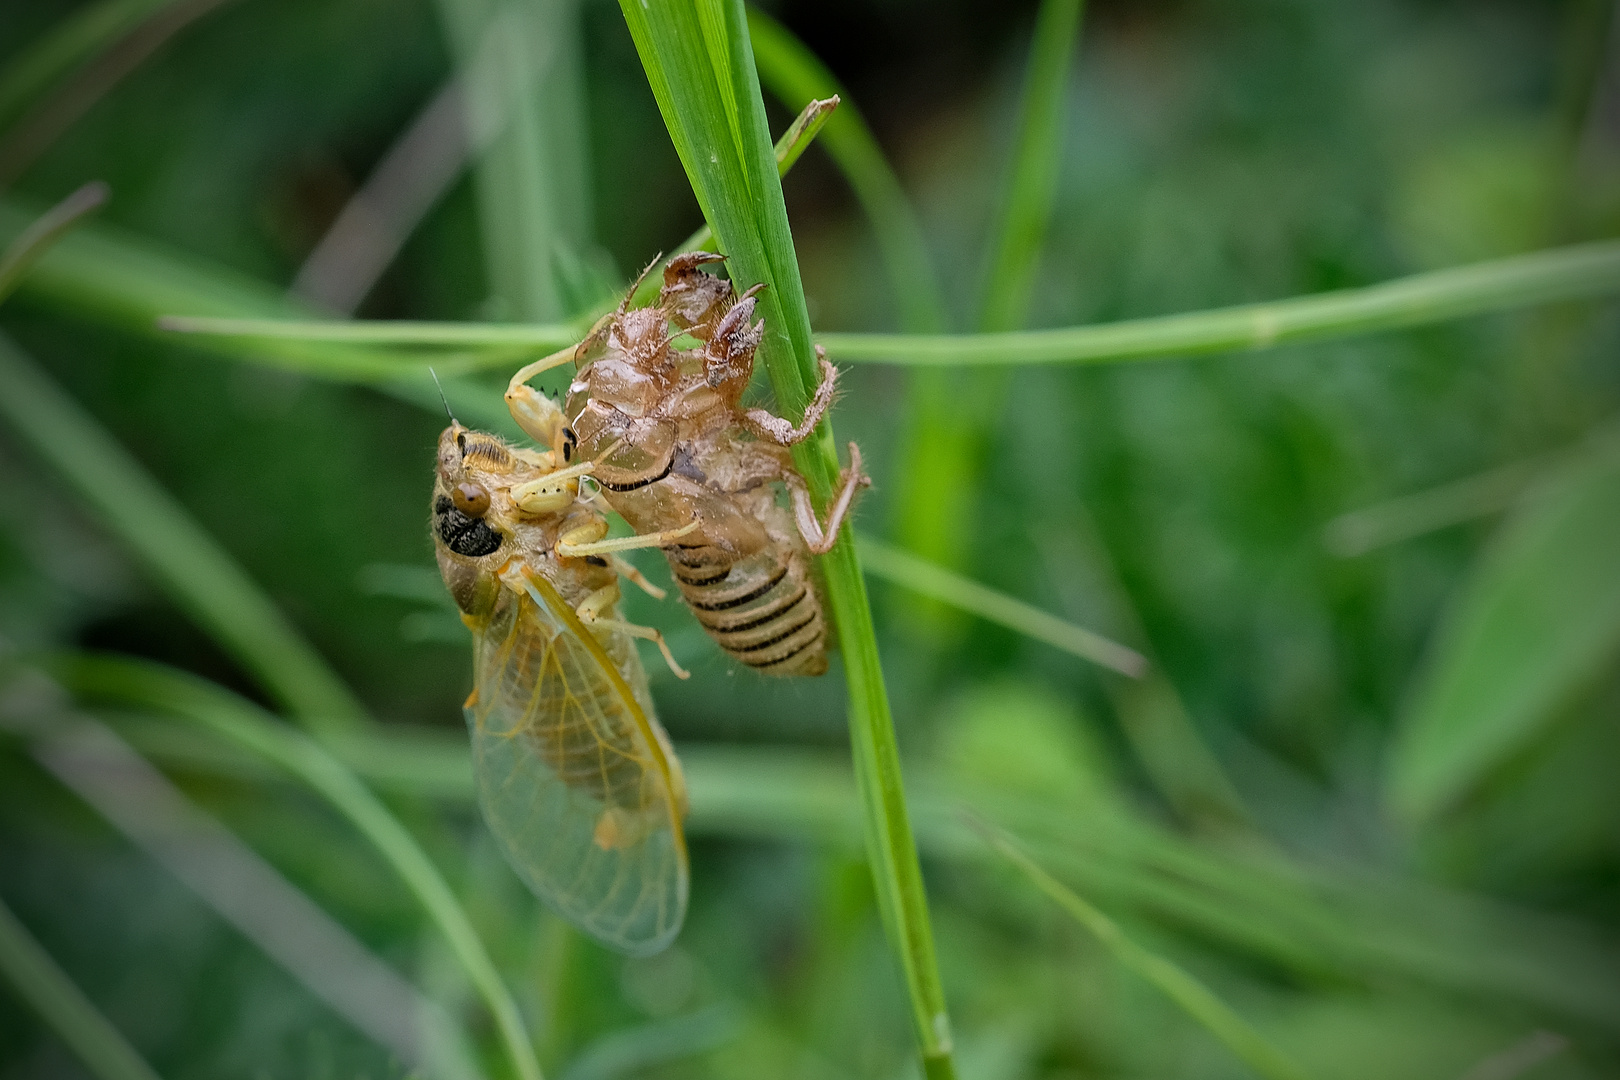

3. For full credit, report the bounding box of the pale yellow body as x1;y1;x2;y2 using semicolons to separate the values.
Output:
430;422;695;955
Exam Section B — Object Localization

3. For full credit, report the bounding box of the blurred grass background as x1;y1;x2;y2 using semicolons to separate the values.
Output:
2;0;1620;1078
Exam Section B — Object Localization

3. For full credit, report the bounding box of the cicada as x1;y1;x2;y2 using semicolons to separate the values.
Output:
503;253;869;677
431;419;698;954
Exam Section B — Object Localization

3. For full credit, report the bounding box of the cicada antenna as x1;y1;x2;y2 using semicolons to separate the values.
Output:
429;366;457;424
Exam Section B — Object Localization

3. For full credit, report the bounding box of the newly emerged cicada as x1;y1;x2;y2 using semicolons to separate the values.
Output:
504;253;869;677
431;419;699;954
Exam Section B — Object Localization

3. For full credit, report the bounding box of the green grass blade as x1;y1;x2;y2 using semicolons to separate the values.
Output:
0;335;369;735
613;4;956;1076
0;0;176;129
773;94;836;175
746;8;946;334
1388;429;1620;824
896;0;1084;629
858;534;1145;676
157;315;581;348
820;239;1620;365
0;182;108;302
1323;458;1546;556
659;94;838;272
53;653;544;1080
0;198;516;431
23;708;482;1080
977;0;1083;333
434;0;591;320
976;823;1313;1080
97;718;1620;1029
0;895;164;1080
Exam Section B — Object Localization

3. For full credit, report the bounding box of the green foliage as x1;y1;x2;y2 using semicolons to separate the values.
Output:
1390;427;1620;824
4;2;1620;1079
0;336;368;735
0;895;161;1080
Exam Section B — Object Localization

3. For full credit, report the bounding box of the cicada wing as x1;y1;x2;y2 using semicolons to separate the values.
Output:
465;568;687;955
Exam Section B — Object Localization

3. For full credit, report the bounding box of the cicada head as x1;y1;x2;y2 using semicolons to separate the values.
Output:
432;423;520;616
659;251;731;338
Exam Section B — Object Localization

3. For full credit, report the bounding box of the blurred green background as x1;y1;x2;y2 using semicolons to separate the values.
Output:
3;0;1620;1078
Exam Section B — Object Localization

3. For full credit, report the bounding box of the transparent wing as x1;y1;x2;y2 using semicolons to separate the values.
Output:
465;566;688;955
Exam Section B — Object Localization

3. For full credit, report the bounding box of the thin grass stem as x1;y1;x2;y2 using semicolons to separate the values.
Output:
0;895;164;1080
0;182;108;302
658;94;838;275
433;0;590;320
158;315;582;347
977;0;1084;332
895;0;1084;624
146;239;1620;374
820;239;1620;365
858;534;1145;676
974;821;1313;1080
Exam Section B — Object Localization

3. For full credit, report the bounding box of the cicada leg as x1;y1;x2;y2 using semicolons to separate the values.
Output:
555;518;699;558
611;555;667;600
738;349;840;446
509;438;628;514
783;441;871;555
576;583;691;680
504;318;612;452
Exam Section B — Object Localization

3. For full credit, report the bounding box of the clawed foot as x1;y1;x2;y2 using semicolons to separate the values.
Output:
788;441;871;555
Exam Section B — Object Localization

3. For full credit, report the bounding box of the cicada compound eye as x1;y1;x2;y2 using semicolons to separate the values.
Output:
452;481;491;517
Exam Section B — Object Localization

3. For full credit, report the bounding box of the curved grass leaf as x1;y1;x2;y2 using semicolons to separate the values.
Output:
0;182;108;302
896;0;1084;628
1388;430;1620;824
977;0;1084;334
434;0;592;321
51;653;544;1080
0;335;369;735
0;895;164;1080
24;708;481;1080
0;198;518;432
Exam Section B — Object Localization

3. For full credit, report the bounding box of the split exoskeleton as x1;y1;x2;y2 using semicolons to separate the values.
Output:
430;420;698;954
504;252;870;677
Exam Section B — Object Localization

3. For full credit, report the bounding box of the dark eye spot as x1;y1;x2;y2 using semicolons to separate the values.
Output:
584;555;608;567
452;482;490;517
562;427;577;463
436;506;503;557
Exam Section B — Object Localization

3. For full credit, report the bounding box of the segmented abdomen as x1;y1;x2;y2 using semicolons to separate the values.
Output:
664;542;828;677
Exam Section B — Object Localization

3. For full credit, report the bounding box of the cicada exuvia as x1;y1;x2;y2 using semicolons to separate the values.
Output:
503;254;869;677
431;419;698;954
